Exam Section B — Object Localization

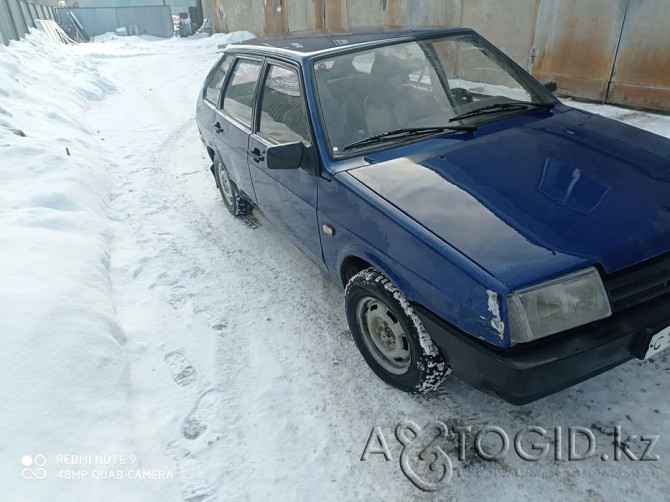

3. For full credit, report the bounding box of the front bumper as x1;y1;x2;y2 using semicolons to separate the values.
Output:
414;293;670;405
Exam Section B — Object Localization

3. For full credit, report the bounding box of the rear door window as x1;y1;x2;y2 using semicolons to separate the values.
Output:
204;56;233;107
222;58;263;128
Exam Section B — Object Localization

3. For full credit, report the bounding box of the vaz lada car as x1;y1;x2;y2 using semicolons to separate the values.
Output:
196;27;670;404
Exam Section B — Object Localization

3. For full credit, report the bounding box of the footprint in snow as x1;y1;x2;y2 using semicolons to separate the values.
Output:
182;481;218;502
165;351;198;387
182;389;222;440
165;441;218;502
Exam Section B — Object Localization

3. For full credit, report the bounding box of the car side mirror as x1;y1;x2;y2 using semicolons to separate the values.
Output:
266;142;304;170
543;81;558;94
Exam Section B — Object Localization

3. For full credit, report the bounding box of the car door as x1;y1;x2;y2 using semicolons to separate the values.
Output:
247;61;322;264
212;56;264;204
197;54;232;148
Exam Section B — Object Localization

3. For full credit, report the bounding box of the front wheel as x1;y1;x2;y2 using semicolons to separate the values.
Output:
214;162;249;216
345;268;451;393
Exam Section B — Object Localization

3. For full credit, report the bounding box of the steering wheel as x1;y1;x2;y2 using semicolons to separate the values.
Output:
450;87;474;105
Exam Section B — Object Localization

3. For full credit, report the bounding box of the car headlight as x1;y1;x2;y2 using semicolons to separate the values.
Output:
507;267;612;344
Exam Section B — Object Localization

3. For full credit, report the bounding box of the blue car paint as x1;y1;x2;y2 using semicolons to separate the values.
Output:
248;131;322;264
195;55;224;149
317;173;508;346
212;111;259;205
196;97;214;147
196;28;670;354
349;107;670;289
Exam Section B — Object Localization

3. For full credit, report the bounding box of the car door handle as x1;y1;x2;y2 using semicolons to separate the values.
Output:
213;122;224;134
248;148;264;163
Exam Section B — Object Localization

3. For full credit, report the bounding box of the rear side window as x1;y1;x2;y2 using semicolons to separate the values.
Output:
204;56;232;106
222;59;263;128
259;65;311;144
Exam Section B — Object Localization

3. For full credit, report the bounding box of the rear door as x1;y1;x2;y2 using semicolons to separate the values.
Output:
197;54;233;148
247;61;322;263
212;56;264;203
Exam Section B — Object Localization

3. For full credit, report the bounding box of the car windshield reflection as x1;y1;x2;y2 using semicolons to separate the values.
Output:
313;33;554;155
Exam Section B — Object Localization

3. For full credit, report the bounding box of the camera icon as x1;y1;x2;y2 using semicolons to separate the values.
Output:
21;454;47;480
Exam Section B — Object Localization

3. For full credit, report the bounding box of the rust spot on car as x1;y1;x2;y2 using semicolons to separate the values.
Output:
487;290;505;340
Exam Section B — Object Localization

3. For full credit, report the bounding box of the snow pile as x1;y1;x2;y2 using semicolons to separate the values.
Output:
567;99;670;139
79;30;256;57
170;31;257;49
0;31;143;501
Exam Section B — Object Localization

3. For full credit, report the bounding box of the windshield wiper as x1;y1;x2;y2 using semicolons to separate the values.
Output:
448;101;555;123
342;125;476;152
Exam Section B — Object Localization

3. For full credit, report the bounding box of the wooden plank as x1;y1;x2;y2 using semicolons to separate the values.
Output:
263;0;285;35
325;0;345;30
34;18;76;45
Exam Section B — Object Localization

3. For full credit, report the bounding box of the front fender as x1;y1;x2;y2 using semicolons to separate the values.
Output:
318;173;509;347
335;245;413;294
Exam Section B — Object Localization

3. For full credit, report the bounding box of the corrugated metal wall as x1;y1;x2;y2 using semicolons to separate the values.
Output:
55;6;173;38
1;0;57;45
0;1;18;45
77;0;196;11
1;0;178;44
202;0;670;112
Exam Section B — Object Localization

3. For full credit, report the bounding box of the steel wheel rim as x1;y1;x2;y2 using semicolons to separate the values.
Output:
217;165;234;206
356;296;411;375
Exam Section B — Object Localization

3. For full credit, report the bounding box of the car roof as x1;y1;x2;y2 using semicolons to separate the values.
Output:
227;26;475;60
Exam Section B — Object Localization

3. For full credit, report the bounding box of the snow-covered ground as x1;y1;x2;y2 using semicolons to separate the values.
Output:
1;31;669;502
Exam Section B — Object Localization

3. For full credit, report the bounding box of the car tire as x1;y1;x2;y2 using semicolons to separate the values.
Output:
345;268;451;393
214;162;250;217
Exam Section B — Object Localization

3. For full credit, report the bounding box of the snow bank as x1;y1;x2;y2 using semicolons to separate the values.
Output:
169;31;257;49
0;31;142;501
79;30;256;57
566;99;670;139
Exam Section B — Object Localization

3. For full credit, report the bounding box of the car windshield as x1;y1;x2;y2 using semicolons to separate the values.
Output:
313;32;555;155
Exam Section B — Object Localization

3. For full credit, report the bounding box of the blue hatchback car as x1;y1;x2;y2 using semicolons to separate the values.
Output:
196;27;670;404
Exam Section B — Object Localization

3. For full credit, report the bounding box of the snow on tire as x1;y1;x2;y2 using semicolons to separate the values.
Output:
214;162;250;217
344;267;451;393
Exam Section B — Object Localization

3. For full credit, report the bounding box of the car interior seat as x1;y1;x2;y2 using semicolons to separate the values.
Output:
364;54;411;135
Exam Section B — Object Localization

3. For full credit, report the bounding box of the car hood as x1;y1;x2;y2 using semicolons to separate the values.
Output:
349;109;670;288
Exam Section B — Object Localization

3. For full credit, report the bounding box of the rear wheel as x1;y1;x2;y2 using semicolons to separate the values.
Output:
214;162;249;216
345;268;451;393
